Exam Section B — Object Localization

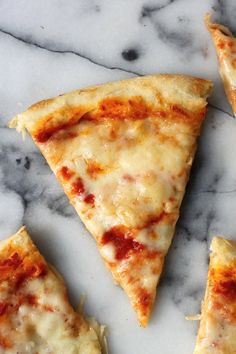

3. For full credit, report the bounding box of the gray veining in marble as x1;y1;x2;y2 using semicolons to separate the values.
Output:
1;1;236;353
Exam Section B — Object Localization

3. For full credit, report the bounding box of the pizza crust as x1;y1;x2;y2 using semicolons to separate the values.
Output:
9;74;212;135
205;14;236;117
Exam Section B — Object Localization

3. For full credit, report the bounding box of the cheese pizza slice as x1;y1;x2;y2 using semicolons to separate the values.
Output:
0;226;102;353
194;237;236;353
10;74;212;326
205;14;236;116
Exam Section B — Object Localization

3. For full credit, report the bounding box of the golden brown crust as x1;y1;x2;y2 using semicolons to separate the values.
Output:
9;74;212;135
29;74;212;112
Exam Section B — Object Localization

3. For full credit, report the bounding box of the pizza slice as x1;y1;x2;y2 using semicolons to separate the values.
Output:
194;236;236;353
205;14;236;116
10;74;212;326
0;226;102;353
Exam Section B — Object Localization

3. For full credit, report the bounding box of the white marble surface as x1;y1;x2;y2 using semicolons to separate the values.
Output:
1;1;236;353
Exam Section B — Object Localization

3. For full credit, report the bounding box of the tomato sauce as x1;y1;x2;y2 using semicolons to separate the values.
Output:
26;294;38;306
138;288;151;314
0;250;47;289
97;96;151;120
71;177;85;196
69;176;95;206
15;262;47;289
84;193;95;205
140;211;167;230
214;278;236;301
59;166;75;181
86;161;104;179
102;226;144;261
0;252;22;269
35;121;77;143
0;302;7;316
34;95;203;144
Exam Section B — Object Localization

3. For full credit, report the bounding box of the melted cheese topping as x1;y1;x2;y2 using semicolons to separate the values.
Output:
35;99;202;326
194;237;236;353
45;103;199;254
0;228;101;354
10;75;212;326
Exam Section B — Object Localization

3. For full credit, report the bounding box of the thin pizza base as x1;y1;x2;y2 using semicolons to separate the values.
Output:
194;237;236;353
205;14;236;116
0;226;102;353
10;74;212;326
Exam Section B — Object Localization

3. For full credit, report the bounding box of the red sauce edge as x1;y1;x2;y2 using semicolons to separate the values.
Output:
102;226;144;261
139;288;152;314
0;302;7;316
98;97;150;120
35;118;79;143
213;278;236;301
34;96;203;144
59;166;75;181
0;252;22;268
84;193;95;205
69;175;96;206
71;177;85;196
15;262;47;289
140;211;167;229
0;250;47;288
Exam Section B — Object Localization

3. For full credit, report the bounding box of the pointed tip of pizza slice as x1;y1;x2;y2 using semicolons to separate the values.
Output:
0;226;103;353
205;14;236;117
104;242;164;327
194;235;236;353
9;74;212;325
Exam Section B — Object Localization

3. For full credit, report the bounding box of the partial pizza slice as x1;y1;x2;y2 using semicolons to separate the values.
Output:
205;14;236;116
10;74;212;326
0;226;102;353
194;236;236;353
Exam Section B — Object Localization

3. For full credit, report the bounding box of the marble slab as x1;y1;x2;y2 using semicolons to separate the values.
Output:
0;1;236;353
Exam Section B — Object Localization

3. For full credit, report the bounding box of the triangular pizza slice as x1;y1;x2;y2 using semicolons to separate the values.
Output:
194;236;236;353
206;14;236;116
0;227;102;353
10;74;212;326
